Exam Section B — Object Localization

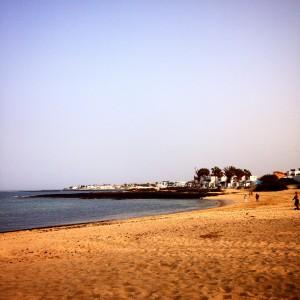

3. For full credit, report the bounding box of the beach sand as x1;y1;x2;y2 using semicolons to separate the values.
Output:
0;189;300;299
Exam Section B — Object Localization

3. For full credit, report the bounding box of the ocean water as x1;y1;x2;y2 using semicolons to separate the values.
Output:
0;191;218;232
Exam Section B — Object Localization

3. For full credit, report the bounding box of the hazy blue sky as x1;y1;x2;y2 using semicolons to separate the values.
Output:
1;0;299;190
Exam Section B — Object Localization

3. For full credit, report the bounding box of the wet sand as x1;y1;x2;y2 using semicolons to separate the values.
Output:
0;189;300;299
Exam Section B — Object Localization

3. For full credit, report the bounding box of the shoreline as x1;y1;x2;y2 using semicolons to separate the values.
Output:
1;189;299;299
27;190;217;199
0;198;224;234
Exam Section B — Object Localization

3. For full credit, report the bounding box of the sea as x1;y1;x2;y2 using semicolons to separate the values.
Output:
0;190;219;232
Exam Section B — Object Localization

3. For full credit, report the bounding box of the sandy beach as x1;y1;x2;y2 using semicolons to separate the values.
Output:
0;189;300;299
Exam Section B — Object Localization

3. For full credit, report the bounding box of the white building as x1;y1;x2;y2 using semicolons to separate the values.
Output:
207;174;257;189
156;181;187;189
287;168;300;182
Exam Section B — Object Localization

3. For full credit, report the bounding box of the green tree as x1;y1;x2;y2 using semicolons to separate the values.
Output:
235;169;245;181
194;168;210;181
243;169;252;180
223;166;237;186
211;166;223;187
255;174;287;191
211;166;223;179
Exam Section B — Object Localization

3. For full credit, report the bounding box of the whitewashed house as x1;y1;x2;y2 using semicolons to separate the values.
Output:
287;168;300;182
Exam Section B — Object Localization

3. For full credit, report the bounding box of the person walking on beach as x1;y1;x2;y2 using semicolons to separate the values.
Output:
255;193;259;202
293;192;299;210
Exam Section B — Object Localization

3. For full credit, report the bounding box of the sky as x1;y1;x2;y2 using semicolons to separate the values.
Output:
0;0;299;190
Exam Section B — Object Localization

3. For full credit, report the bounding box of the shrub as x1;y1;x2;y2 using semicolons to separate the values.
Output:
254;174;287;191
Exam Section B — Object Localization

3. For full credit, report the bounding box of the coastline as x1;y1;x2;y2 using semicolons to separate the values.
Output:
0;198;221;234
27;190;214;199
1;189;299;299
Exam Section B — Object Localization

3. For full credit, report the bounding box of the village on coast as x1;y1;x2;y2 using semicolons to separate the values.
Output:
67;166;300;192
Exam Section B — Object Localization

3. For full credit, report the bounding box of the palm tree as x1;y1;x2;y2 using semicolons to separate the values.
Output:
223;166;237;187
243;169;252;187
243;169;252;180
235;169;245;187
235;169;245;181
211;166;223;188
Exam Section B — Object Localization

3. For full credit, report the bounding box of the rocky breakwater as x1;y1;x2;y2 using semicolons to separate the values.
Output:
28;190;210;199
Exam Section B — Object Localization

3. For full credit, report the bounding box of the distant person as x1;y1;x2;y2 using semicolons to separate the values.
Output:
255;193;260;202
293;192;299;210
244;194;248;202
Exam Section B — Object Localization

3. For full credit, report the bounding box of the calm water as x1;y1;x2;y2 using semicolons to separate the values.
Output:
0;191;218;232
